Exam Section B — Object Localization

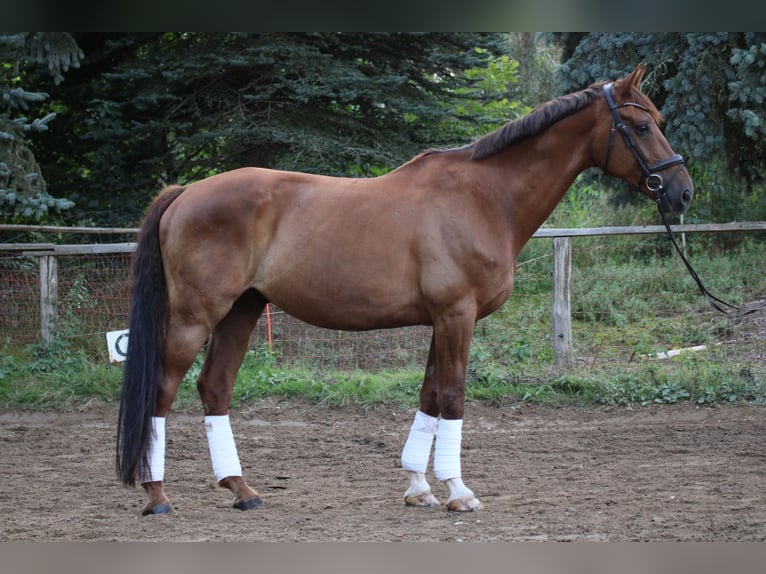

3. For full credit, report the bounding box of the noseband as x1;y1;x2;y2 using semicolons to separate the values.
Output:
602;82;685;200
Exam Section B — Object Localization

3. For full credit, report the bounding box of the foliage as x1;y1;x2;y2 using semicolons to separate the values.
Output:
442;53;527;142
0;33;80;222
504;32;561;106
729;42;766;140
513;360;766;407
0;337;117;409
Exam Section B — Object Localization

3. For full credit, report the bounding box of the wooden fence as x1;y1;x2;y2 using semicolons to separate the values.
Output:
3;221;764;369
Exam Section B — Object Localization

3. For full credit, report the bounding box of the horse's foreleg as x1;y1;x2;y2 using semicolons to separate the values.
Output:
436;420;481;512
402;410;440;507
197;290;266;510
432;308;482;512
402;335;439;507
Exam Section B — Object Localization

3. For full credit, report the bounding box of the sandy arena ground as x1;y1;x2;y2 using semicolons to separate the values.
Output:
1;400;765;541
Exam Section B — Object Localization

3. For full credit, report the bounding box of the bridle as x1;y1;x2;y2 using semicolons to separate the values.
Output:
602;82;685;201
601;82;753;317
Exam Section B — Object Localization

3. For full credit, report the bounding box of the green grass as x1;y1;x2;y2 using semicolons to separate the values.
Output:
2;334;764;412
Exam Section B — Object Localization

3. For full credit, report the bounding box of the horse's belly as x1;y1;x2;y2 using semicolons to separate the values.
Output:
258;271;428;331
269;296;429;331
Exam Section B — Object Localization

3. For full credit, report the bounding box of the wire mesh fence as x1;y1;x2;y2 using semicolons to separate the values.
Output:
0;250;434;370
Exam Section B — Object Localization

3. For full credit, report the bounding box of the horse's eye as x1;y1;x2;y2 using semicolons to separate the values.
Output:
635;123;650;134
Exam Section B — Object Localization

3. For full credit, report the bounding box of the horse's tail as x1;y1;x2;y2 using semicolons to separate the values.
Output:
116;185;186;487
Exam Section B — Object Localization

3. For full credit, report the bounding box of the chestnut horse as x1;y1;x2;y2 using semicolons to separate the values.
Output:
117;65;693;515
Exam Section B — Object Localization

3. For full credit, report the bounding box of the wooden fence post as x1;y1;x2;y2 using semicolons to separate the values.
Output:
552;237;573;368
39;255;58;345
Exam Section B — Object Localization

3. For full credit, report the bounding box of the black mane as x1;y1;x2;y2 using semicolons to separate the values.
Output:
470;85;601;160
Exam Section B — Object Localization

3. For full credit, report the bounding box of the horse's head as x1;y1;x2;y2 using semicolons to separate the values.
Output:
596;64;694;215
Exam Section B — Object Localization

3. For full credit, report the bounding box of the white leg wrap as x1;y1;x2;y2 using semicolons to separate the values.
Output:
401;410;438;473
140;416;165;484
434;418;463;481
205;415;243;481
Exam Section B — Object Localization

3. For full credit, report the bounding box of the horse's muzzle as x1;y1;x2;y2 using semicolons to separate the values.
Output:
662;184;693;215
654;165;693;215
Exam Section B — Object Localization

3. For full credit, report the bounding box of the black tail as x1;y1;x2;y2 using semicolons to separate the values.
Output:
116;185;185;487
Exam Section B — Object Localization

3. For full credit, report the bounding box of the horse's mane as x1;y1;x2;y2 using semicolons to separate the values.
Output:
470;85;603;160
470;82;665;160
409;81;663;164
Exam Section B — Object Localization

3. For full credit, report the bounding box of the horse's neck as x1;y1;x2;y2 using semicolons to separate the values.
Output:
484;124;595;252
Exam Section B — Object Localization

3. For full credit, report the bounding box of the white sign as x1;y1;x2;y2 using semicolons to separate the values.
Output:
106;329;129;363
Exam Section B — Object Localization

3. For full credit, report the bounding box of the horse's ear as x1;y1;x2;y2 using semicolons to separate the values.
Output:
613;63;647;97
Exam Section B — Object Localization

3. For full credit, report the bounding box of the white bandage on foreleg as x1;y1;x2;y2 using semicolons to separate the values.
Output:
140;416;166;483
401;410;438;473
434;417;463;481
204;415;243;481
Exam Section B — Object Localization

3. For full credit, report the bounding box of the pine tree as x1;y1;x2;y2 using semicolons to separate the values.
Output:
1;33;82;222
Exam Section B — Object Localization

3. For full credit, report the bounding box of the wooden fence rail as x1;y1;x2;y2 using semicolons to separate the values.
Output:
2;222;765;366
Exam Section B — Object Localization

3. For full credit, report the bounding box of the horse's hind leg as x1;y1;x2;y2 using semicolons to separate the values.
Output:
142;321;210;516
197;289;266;510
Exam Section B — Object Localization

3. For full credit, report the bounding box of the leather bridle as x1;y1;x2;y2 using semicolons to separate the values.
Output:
602;82;685;201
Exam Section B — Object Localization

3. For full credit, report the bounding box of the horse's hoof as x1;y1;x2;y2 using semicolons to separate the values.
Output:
446;496;482;512
233;496;265;511
142;502;176;516
404;490;440;507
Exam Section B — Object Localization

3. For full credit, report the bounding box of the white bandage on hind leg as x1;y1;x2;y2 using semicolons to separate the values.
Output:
205;415;243;481
140;416;166;483
401;410;438;473
434;417;463;481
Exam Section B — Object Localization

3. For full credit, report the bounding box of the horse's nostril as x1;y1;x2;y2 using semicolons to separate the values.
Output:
682;189;691;204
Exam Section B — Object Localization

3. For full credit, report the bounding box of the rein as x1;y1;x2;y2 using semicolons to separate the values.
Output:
602;83;754;317
655;198;753;316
